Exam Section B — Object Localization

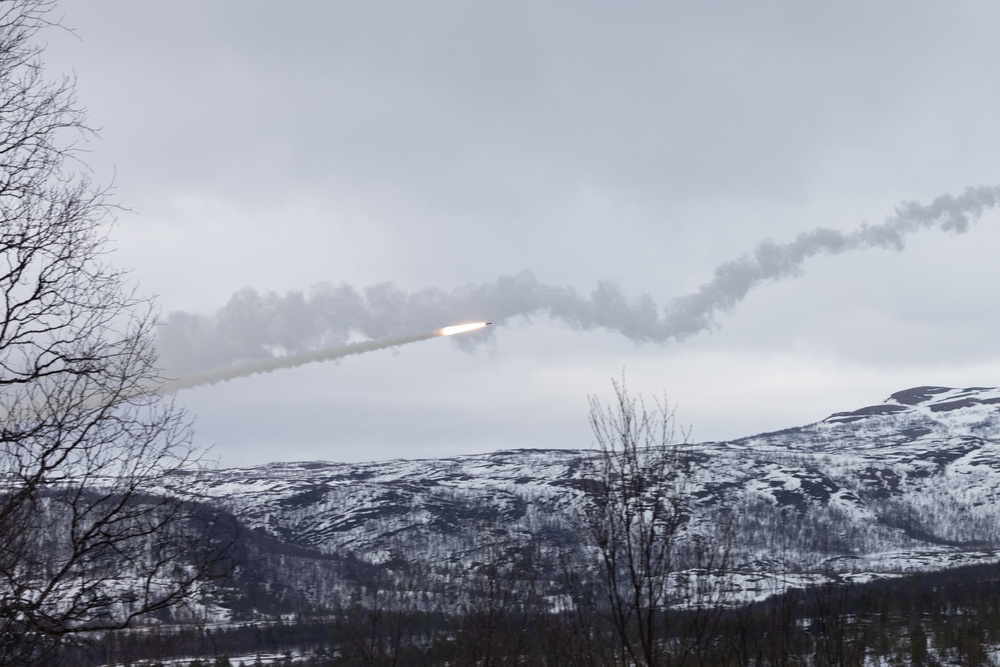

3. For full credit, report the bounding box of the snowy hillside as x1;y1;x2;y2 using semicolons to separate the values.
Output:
158;385;1000;616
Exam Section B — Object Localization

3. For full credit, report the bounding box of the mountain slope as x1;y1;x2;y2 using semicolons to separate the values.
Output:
162;385;1000;616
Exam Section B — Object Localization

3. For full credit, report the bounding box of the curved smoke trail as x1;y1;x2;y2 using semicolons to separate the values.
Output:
158;185;1000;375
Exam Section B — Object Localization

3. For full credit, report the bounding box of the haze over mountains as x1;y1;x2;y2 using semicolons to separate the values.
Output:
154;385;1000;619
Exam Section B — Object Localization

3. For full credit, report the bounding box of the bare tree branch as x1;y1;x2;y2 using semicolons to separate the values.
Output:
0;2;231;664
583;376;730;666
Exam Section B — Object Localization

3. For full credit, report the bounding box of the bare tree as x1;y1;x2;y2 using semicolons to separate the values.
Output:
343;564;415;667
457;540;541;667
0;1;230;663
584;377;724;667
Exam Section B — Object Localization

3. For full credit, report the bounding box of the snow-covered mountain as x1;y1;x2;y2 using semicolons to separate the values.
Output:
164;385;1000;617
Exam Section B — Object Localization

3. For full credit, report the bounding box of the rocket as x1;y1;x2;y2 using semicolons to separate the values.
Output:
437;322;491;336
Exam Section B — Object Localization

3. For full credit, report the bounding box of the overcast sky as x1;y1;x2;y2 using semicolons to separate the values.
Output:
45;1;1000;466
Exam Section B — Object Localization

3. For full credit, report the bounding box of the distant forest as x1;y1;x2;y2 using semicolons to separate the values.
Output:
63;561;1000;666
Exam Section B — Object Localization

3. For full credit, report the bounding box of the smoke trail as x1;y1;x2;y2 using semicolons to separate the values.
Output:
158;185;1000;374
159;330;441;393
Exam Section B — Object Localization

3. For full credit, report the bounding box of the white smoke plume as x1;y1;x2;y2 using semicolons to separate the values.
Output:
159;331;441;393
158;185;1000;375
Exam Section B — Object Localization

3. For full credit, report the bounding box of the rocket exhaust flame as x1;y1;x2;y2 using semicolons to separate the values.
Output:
437;322;490;336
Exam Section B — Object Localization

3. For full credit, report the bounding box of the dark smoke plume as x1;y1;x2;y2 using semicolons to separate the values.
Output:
158;186;1000;375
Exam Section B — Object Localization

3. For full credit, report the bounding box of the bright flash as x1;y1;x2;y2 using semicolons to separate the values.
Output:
438;322;490;336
